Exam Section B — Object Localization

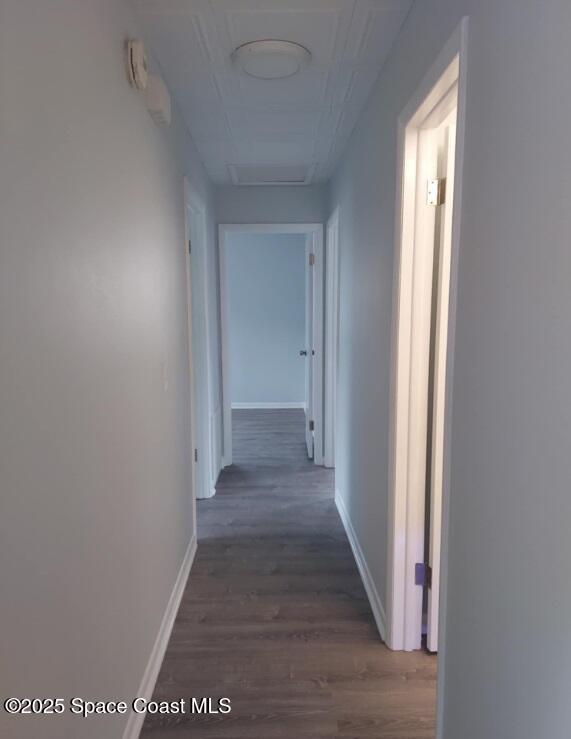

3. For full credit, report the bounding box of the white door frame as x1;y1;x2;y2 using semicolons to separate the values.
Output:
304;233;316;459
324;208;340;468
386;15;469;668
184;179;215;499
218;223;324;467
426;109;457;654
182;179;197;536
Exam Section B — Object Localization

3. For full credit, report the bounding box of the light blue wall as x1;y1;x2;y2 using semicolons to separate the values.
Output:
226;233;306;405
0;1;215;737
327;1;571;737
216;185;326;224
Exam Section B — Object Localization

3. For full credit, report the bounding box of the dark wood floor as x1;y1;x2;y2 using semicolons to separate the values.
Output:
142;409;436;738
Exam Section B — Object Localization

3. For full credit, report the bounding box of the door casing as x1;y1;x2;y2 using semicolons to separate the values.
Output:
426;109;457;653
304;233;315;458
184;180;216;499
218;223;324;467
386;24;469;738
182;178;198;534
324;208;340;469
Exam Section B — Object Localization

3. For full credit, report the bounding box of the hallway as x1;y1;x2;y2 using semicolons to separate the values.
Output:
3;3;571;738
142;410;436;738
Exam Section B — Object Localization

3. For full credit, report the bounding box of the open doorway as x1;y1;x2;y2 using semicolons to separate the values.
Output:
324;208;340;469
387;18;468;673
219;224;324;468
183;180;198;526
184;182;218;500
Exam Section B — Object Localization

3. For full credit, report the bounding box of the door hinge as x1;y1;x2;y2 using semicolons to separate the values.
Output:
309;252;315;266
188;239;192;254
427;178;446;206
415;562;432;588
309;420;315;431
194;448;198;463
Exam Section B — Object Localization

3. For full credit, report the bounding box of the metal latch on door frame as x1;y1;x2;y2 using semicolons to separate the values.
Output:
415;562;432;589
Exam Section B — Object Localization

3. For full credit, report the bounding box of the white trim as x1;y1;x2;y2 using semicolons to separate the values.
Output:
218;223;325;469
122;535;197;739
311;228;325;466
436;19;469;739
324;208;340;468
231;402;306;410
182;179;197;540
218;226;232;468
386;17;469;660
185;185;215;499
426;110;457;654
304;235;314;458
335;490;387;641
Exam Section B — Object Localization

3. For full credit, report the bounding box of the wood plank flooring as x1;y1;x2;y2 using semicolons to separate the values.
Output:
142;409;436;738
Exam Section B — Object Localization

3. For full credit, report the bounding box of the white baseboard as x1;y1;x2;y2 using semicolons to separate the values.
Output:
231;402;306;410
335;490;387;642
122;535;197;739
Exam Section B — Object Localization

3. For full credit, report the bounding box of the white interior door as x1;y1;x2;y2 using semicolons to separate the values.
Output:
405;126;438;650
426;112;457;652
188;204;213;498
188;215;205;501
324;211;339;468
387;47;463;652
304;235;314;458
184;201;197;536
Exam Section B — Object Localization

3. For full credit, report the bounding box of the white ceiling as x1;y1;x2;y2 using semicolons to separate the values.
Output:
136;0;413;185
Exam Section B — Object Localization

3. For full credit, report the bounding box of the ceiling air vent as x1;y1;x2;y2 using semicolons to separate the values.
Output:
229;164;314;186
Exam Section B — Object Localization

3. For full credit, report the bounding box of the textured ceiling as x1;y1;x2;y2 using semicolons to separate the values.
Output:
136;0;413;184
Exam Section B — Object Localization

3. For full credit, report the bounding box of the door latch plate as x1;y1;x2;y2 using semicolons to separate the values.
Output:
415;562;432;588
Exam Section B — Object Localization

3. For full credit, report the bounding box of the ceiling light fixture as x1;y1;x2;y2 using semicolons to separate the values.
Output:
232;40;311;80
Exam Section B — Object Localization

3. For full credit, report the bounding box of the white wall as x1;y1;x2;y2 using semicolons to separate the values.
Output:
328;1;571;738
216;185;327;224
226;233;306;405
0;2;216;737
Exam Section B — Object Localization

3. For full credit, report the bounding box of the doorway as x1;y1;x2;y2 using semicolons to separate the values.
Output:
219;224;324;467
387;18;468;670
324;208;340;469
184;181;218;500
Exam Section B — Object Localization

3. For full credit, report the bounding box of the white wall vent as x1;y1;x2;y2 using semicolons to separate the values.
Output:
228;164;315;186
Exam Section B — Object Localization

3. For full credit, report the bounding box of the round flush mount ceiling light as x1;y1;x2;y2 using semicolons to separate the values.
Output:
232;40;311;80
